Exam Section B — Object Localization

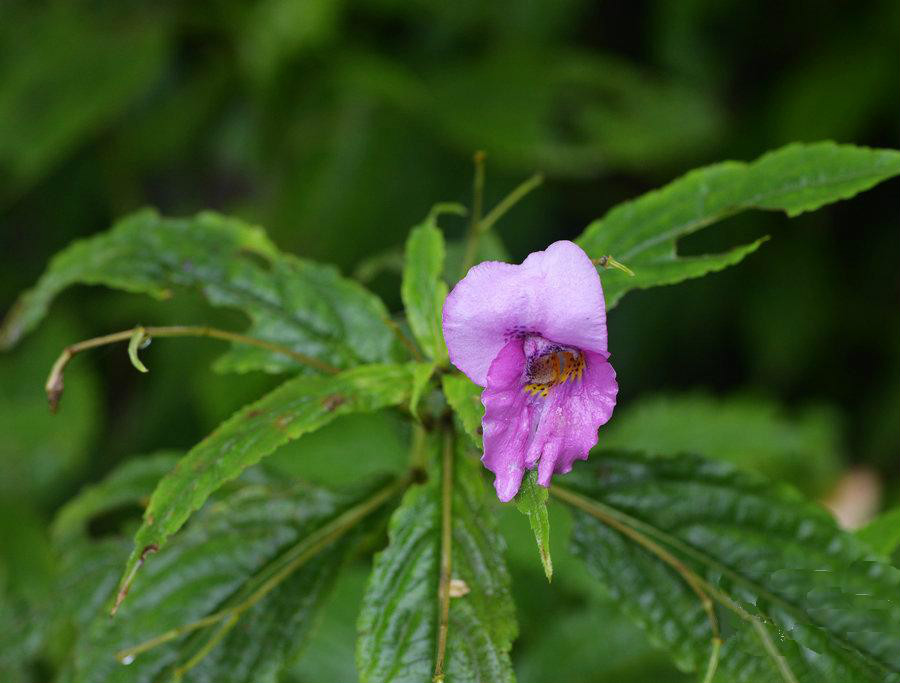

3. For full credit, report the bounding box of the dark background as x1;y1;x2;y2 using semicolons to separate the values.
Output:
1;1;897;681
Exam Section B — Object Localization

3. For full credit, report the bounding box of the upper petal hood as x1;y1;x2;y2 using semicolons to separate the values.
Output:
442;240;608;386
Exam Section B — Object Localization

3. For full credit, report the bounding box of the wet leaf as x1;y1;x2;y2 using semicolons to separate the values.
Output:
357;438;516;683
563;451;900;682
1;209;398;374
401;204;463;362
113;362;425;611
578;142;900;308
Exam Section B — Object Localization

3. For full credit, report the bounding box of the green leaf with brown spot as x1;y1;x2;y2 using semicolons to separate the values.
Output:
112;362;426;612
0;209;398;373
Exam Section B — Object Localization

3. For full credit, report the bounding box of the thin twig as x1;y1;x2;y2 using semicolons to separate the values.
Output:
432;428;454;683
171;613;238;681
115;475;411;666
477;172;544;236
459;171;544;277
702;637;723;683
459;151;487;279
46;325;339;412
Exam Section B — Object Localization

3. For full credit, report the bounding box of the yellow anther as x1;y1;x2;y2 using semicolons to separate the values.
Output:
523;350;584;397
525;383;550;397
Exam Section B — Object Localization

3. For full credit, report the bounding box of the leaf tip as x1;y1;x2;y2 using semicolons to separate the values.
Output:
541;548;553;583
111;543;159;616
515;470;553;581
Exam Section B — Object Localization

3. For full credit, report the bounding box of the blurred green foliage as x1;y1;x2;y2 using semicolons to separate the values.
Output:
1;0;898;681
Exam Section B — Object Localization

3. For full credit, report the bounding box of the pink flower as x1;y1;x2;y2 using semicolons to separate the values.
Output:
443;241;618;501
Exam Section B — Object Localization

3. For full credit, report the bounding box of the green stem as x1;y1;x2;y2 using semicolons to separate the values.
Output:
701;637;723;683
477;172;543;236
460;151;487;279
171;613;238;682
46;325;340;413
459;171;543;277
408;422;428;471
432;427;455;683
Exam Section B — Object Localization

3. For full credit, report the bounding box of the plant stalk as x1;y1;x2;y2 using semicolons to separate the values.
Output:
45;325;340;412
459;170;544;277
432;427;455;683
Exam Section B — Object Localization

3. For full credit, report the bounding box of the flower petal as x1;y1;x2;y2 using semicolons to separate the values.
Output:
443;241;608;386
480;339;531;502
526;351;618;487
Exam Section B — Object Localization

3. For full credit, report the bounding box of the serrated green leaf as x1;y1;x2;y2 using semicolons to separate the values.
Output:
357;437;516;683
514;469;552;581
0;209;398;373
52;451;180;543
114;362;424;609
66;479;392;683
442;373;484;448
856;508;900;558
401;204;462;362
212;254;400;374
560;451;900;683
603;393;842;496
577;142;900;308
